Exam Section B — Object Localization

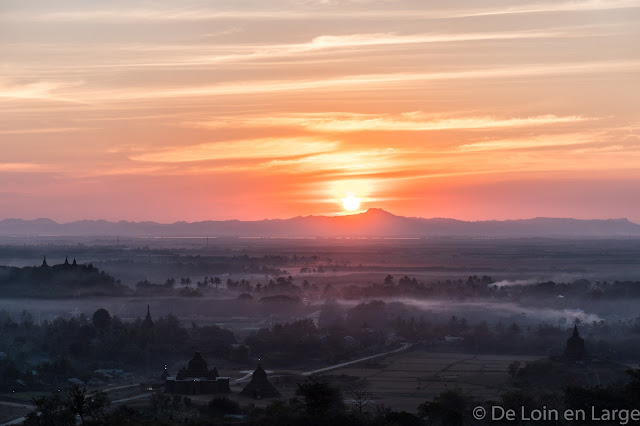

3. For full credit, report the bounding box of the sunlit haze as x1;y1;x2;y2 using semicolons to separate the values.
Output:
1;0;639;222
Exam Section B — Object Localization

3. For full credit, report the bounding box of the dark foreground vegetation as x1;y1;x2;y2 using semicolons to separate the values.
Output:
20;369;640;425
3;293;640;394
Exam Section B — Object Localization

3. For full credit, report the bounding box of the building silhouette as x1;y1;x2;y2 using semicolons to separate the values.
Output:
240;364;281;399
165;352;230;395
142;305;154;329
563;325;586;362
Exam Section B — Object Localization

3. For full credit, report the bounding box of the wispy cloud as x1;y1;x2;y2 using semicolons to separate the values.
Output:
4;1;639;22
0;163;46;172
304;29;594;49
264;148;400;172
457;133;599;152
189;112;590;132
10;59;621;107
0;79;85;103
454;0;640;17
0;127;98;135
4;28;595;76
130;137;339;163
145;28;595;68
77;60;640;102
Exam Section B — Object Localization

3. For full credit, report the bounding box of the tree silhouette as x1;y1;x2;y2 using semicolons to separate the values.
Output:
24;386;110;426
345;383;375;414
418;389;470;426
92;308;111;330
296;376;344;416
507;360;521;379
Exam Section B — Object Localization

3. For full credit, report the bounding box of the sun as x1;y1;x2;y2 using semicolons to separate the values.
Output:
342;194;361;212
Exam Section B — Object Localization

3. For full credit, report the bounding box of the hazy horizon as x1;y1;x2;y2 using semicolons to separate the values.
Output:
1;207;639;225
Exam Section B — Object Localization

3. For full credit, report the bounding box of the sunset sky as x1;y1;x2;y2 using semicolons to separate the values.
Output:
1;0;639;222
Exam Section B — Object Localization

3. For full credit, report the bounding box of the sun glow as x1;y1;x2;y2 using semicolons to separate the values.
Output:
342;194;361;212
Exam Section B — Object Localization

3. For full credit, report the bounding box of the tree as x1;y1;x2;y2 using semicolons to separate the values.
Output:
150;391;171;413
345;383;375;414
318;299;344;330
24;386;110;426
418;389;470;426
67;386;110;424
25;392;75;426
92;308;111;330
206;396;241;418
257;401;297;426
296;377;344;416
507;360;521;379
501;389;534;412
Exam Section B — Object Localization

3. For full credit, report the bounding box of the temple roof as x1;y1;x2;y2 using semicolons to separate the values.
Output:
188;352;208;373
240;364;280;398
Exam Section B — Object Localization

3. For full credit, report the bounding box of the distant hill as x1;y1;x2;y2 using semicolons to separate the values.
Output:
1;209;639;238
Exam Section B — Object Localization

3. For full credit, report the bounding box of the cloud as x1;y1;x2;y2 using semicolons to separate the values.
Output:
4;29;584;76
130;137;339;163
145;29;573;67
306;30;577;49
454;0;640;17
264;148;400;172
4;1;638;22
0;163;45;172
458;133;598;152
0;127;98;135
0;79;85;103
4;22;619;77
190;112;590;132
74;60;640;103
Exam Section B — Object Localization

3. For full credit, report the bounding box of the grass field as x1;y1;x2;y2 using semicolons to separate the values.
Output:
324;349;542;412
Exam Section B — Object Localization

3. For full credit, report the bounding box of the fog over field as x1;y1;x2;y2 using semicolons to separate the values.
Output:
1;236;639;322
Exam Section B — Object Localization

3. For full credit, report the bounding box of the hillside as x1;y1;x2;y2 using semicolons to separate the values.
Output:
1;209;639;238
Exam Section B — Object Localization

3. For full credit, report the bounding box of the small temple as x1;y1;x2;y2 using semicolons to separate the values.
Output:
240;364;281;399
142;305;154;328
40;256;80;268
165;352;230;395
563;325;586;362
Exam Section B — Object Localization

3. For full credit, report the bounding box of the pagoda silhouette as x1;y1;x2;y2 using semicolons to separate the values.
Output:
563;325;586;362
240;363;281;399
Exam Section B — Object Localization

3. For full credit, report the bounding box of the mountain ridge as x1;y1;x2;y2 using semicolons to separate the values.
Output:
0;208;638;238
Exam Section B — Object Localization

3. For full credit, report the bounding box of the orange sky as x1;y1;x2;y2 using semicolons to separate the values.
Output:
1;0;639;222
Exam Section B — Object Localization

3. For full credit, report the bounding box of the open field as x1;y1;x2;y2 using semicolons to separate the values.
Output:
2;237;640;283
324;349;542;412
0;403;31;425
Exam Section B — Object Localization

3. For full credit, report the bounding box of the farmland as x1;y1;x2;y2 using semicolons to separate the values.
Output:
324;349;541;412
